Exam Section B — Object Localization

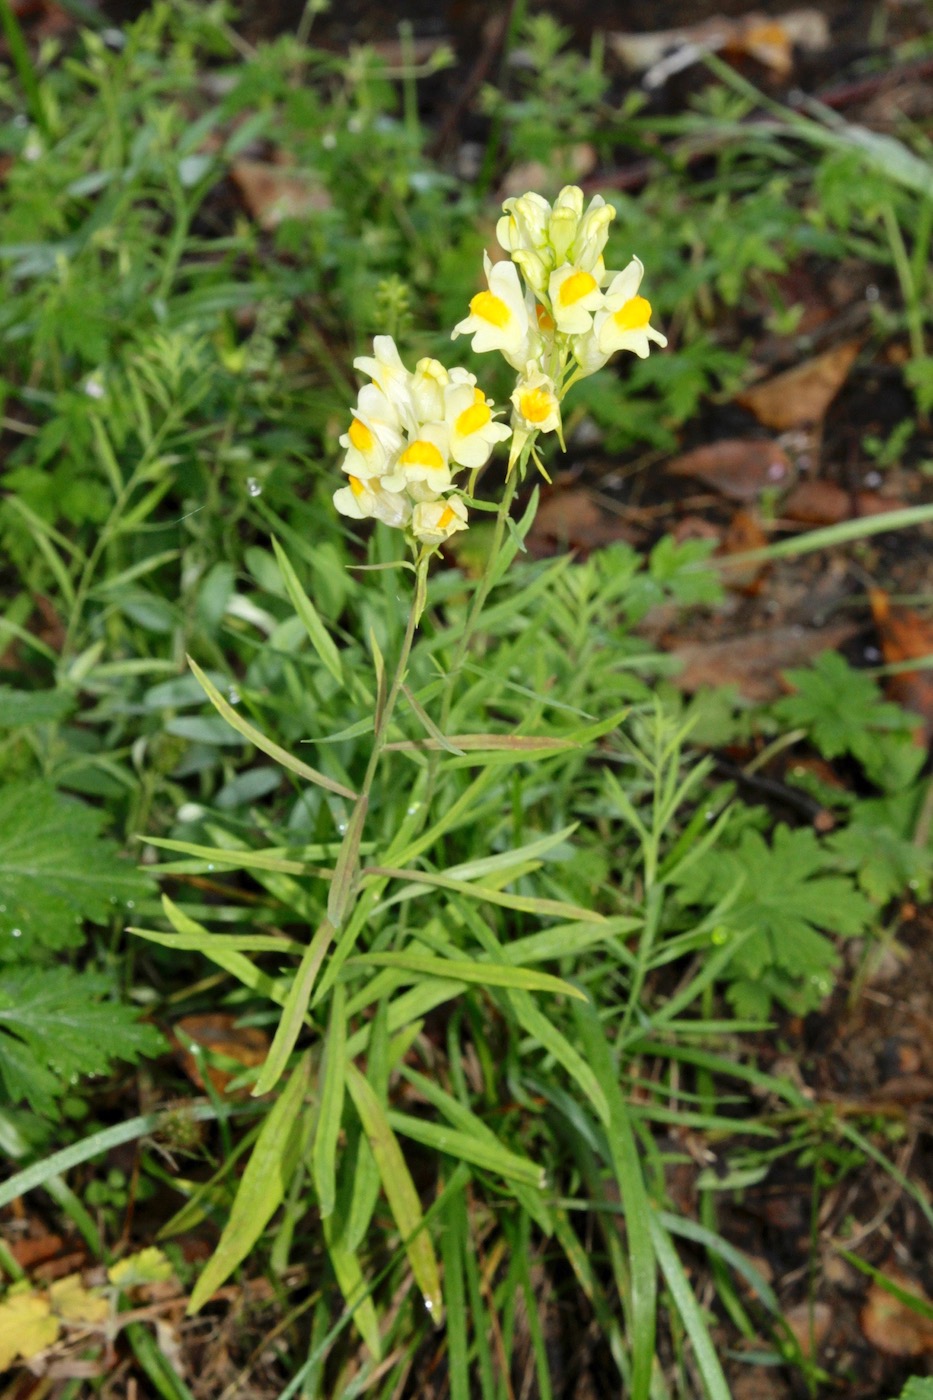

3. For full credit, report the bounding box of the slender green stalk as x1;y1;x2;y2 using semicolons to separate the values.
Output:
0;0;50;138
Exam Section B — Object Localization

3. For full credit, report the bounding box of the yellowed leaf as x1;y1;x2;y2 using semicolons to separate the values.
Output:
0;1287;60;1369
49;1272;109;1324
109;1246;175;1290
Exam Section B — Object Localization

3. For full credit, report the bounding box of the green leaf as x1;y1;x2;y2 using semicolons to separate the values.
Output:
187;656;357;801
0;966;164;1115
187;1053;311;1314
252;919;335;1097
345;1063;443;1320
349;951;585;1001
0;784;153;957
0;687;74;728
672;823;873;1015
313;983;346;1219
573;1001;656;1400
271;536;344;687
774;651;920;788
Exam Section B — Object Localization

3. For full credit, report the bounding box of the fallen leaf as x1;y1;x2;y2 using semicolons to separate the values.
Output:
784;1300;832;1359
718;507;769;593
173;1013;269;1093
782;480;902;525
11;1235;63;1270
0;1287;59;1370
665;439;792;499
108;1247;175;1291
527;487;637;558
230;159;332;230
666;621;858;701
737;342;861;429
860;1271;933;1356
869;589;933;741
48;1273;108;1324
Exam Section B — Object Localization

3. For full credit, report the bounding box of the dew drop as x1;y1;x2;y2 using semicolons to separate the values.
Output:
10;928;22;938
337;821;348;835
406;803;421;816
909;879;919;890
704;810;714;822
246;477;262;498
0;905;6;913
228;686;241;705
864;470;882;489
865;284;880;302
207;863;215;872
126;901;135;910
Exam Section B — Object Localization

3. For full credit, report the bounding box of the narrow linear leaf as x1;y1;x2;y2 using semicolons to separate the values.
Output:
574;1002;656;1400
387;1110;544;1188
146;834;334;878
648;1213;731;1400
401;683;465;755
327;797;368;927
188;1054;311;1314
131;927;304;956
253;920;335;1097
345;1063;443;1320
384;733;579;754
313;983;346;1219
366;865;605;923
187;656;356;800
271;537;344;686
322;1216;382;1359
351;951;585;1001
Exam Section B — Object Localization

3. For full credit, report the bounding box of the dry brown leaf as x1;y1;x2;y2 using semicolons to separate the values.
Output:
737;342;861;429
860;1271;933;1357
230;160;332;230
173;1013;269;1094
527;487;637;558
11;1235;64;1270
719;507;769;593
784;1301;832;1359
782;480;901;525
666;621;858;701
665;439;792;500
869;589;933;742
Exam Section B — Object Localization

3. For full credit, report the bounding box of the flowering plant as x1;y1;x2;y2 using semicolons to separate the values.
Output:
335;185;667;554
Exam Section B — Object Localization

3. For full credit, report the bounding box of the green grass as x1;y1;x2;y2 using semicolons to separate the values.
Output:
0;2;931;1395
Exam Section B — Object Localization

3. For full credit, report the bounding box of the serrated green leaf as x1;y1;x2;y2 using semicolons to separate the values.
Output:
0;966;165;1114
0;784;153;957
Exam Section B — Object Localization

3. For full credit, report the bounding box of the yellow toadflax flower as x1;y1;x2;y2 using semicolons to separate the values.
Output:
451;253;538;369
595;257;668;360
333;335;511;553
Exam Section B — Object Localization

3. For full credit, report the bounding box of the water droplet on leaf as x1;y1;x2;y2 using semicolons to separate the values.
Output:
246;477;262;497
